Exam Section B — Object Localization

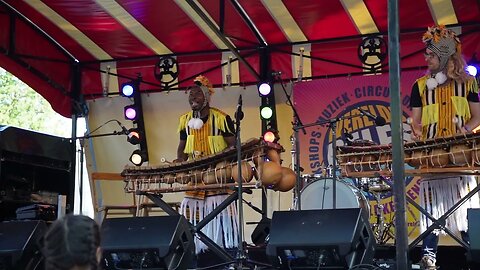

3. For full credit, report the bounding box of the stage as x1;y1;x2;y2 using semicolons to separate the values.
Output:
194;244;477;269
0;210;479;269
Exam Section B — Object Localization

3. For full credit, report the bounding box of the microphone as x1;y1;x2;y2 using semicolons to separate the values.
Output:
318;250;331;266
342;128;353;145
271;71;282;77
357;107;386;126
294;165;304;172
116;120;129;135
242;199;264;215
343;129;353;140
235;94;244;121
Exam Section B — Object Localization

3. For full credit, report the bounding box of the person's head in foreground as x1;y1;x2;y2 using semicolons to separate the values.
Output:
42;214;101;270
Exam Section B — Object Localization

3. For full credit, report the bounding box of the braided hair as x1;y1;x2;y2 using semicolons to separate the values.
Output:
42;215;100;270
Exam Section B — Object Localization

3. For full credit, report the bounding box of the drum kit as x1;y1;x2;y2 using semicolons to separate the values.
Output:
296;139;402;245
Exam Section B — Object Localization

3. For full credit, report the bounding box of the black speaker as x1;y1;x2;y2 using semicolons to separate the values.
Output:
100;215;194;270
468;208;480;263
266;208;375;269
0;220;47;270
251;217;271;246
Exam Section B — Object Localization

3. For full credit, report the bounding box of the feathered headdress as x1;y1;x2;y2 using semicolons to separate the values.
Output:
193;75;214;101
422;25;461;71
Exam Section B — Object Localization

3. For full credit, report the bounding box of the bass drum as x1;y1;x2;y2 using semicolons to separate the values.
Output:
300;178;370;214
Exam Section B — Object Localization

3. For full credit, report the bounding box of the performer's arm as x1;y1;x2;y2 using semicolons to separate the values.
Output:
174;129;188;162
409;82;423;140
224;136;236;147
410;107;423;140
174;140;188;162
222;115;236;147
464;101;480;132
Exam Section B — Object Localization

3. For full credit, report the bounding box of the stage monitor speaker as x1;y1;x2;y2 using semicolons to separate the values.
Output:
0;220;47;270
266;208;375;269
251;217;271;246
100;215;194;270
468;208;480;263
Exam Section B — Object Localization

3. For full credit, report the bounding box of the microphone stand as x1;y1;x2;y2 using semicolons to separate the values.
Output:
225;95;272;270
234;96;246;267
72;130;126;214
293;113;360;210
275;78;306;210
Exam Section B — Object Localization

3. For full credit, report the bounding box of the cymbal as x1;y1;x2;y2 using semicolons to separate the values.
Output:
369;184;391;192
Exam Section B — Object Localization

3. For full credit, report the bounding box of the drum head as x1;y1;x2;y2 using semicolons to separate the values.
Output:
300;178;367;211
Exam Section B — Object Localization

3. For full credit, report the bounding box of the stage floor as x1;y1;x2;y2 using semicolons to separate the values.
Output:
195;244;478;269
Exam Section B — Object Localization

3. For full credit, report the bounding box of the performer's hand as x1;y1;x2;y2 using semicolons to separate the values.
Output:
459;126;470;134
407;117;422;141
410;124;422;141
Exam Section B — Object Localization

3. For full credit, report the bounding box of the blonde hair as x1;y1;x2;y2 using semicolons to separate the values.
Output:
446;52;469;83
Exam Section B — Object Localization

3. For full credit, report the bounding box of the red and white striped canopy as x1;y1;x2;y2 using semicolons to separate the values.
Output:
0;0;479;117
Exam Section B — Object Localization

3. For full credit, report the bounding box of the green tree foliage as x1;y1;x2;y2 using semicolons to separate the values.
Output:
0;68;71;136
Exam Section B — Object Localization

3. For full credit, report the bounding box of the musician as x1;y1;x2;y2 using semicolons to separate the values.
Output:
409;25;480;269
174;75;237;254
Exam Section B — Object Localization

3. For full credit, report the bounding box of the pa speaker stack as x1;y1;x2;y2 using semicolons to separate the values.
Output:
266;208;375;269
0;220;46;270
468;208;480;264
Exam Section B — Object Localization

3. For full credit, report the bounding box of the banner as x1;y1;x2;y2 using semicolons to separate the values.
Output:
293;70;426;242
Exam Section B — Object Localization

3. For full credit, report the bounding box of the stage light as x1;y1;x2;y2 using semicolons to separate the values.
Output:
467;65;478;77
129;149;147;166
120;81;136;97
260;106;273;119
127;128;141;145
124;105;138;121
258;82;271;96
259;79;277;142
120;78;149;165
467;53;479;78
263;131;276;143
121;84;134;97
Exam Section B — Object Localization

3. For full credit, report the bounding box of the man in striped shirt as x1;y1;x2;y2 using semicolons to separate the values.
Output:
409;25;480;270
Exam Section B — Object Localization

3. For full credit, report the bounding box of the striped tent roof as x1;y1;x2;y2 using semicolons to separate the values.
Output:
0;0;479;117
